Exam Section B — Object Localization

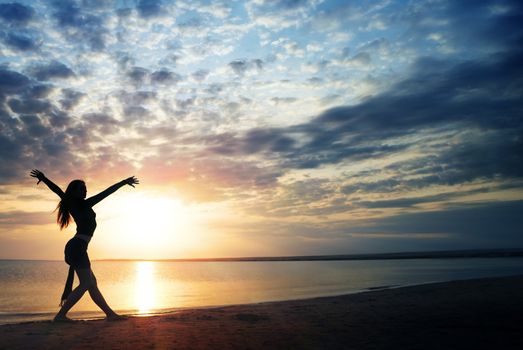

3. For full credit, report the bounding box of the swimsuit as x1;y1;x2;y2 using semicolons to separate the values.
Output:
63;201;96;268
64;237;90;269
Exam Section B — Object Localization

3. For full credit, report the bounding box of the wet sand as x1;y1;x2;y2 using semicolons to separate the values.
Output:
1;275;522;349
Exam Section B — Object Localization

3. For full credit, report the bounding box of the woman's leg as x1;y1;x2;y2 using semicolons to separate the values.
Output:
55;268;121;320
54;268;92;320
87;270;120;318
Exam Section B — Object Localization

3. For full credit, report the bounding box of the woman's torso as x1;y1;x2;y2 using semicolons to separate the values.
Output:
69;200;97;236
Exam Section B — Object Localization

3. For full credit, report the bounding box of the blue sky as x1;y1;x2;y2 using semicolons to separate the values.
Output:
1;0;522;259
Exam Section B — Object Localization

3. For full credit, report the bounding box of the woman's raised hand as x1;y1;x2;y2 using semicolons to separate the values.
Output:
123;176;139;187
30;169;45;184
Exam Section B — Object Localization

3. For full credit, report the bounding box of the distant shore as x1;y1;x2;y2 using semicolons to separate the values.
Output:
99;248;523;262
3;248;523;263
1;275;522;349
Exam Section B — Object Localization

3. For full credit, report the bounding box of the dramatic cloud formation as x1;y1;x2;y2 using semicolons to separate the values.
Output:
0;2;34;24
1;0;522;259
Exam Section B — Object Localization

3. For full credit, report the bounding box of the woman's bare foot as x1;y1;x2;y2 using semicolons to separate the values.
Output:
53;315;74;322
106;314;127;321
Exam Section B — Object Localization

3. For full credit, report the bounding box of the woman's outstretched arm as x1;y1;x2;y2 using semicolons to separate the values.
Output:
30;169;65;198
86;176;139;207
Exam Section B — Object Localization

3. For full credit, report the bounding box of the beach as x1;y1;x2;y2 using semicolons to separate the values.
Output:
1;275;522;350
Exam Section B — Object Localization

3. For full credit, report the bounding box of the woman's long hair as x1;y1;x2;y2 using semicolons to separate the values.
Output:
55;180;85;230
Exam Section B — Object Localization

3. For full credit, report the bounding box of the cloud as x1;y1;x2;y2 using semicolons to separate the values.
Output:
176;97;195;110
29;61;76;81
19;114;50;136
127;66;149;84
244;128;296;153
2;31;40;51
151;69;181;84
271;37;305;57
207;44;523;191
0;65;128;185
228;59;263;76
341;179;403;195
60;89;85;110
343;52;371;66
177;16;203;32
23;84;55;99
191;69;209;82
0;210;52;226
7;98;51;114
237;198;523;253
275;0;309;9
357;38;390;56
352;188;489;209
114;51;135;70
0;68;30;94
158;53;180;67
50;0;108;50
117;90;157;105
123;105;150;118
48;110;71;128
252;0;311;9
115;90;158;121
445;0;523;51
247;0;320;31
0;2;34;25
353;200;523;242
187;1;231;19
83;112;120;134
228;60;248;75
136;0;163;18
270;97;297;105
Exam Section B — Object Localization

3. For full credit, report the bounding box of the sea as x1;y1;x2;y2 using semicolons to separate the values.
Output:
1;257;523;325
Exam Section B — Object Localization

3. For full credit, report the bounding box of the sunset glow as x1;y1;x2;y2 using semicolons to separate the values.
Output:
118;195;191;249
1;0;522;260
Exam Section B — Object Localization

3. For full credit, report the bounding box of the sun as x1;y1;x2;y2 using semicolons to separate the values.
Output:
122;194;184;247
98;192;201;258
94;188;231;259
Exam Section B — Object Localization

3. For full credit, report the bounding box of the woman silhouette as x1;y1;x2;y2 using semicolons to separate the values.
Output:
30;169;139;322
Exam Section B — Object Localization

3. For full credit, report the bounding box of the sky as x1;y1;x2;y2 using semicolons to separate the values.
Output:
1;0;522;260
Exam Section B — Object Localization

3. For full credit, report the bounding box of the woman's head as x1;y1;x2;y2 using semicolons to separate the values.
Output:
56;179;86;229
65;180;86;199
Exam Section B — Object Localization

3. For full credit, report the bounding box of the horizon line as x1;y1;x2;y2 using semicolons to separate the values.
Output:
2;248;523;262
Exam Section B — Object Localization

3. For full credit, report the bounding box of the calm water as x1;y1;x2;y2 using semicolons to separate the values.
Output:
1;258;523;324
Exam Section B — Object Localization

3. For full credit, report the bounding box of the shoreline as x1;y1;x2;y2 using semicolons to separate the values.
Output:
0;282;403;326
1;275;523;349
0;274;516;326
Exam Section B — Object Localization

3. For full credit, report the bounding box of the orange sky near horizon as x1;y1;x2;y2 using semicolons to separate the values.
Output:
0;175;287;260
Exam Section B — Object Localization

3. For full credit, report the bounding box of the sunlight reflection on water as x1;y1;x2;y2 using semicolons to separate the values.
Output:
134;261;155;314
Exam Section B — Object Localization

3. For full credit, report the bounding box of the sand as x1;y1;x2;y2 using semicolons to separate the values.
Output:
1;275;522;350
